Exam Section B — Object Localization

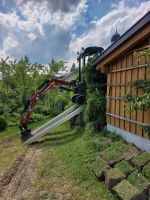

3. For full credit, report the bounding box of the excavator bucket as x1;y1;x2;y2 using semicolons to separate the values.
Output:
21;129;33;142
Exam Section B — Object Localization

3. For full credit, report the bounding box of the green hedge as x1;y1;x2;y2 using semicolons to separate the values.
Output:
0;117;7;131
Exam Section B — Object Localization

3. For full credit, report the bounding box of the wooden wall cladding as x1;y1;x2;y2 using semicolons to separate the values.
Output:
106;50;150;140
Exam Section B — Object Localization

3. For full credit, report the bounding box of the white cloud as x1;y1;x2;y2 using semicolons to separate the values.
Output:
16;0;87;30
0;0;87;63
67;0;150;66
4;35;19;49
0;12;19;28
0;0;150;69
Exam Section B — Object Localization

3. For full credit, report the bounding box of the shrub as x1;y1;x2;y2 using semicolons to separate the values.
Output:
34;105;50;116
29;113;46;123
83;89;106;132
82;56;107;133
8;121;18;127
0;117;7;131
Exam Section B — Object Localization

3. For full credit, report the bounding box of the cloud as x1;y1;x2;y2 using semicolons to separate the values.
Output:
18;0;81;13
16;0;87;30
67;0;150;66
0;0;87;62
0;0;150;69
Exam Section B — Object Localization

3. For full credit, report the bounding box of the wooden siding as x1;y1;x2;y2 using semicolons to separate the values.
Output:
106;48;150;140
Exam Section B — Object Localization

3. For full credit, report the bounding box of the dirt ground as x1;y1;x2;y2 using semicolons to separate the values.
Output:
0;147;42;200
0;125;116;200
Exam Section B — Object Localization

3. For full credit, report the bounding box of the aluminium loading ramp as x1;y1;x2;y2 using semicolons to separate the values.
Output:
24;105;83;145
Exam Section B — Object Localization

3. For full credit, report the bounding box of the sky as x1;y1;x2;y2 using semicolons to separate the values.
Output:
0;0;150;68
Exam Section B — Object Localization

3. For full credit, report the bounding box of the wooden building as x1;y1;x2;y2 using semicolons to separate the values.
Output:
93;11;150;151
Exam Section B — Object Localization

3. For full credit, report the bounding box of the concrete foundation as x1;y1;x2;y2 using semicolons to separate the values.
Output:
107;124;150;152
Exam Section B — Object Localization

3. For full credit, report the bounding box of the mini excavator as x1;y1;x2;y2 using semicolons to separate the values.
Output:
19;46;103;143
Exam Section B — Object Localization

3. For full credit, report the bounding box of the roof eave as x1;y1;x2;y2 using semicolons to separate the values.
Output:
93;11;150;66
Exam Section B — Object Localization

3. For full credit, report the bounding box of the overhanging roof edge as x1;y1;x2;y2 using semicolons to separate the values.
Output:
93;11;150;66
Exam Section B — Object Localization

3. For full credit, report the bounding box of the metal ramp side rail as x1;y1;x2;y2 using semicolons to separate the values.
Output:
32;105;78;136
24;106;83;145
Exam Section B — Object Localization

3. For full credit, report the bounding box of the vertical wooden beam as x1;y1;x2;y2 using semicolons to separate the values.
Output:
116;59;121;128
131;53;138;134
106;71;111;124
124;55;130;132
143;55;150;139
136;56;145;136
111;62;116;126
120;56;126;130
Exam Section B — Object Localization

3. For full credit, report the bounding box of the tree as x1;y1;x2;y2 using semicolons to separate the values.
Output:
47;59;66;78
0;56;71;125
70;63;77;72
82;56;107;132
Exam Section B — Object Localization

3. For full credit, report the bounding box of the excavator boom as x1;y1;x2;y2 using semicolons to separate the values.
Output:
19;78;76;138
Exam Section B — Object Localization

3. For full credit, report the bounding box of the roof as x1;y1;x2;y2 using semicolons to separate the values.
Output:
93;11;150;66
59;71;77;81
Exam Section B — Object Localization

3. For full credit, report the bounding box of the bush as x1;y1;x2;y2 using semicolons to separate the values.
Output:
34;105;50;116
0;117;7;131
8;121;18;127
5;112;20;127
83;89;106;132
82;56;107;133
29;113;46;123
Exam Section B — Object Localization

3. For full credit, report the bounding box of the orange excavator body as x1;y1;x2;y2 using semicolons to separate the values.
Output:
19;78;76;136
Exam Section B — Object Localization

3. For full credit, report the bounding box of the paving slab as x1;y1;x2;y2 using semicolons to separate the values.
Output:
114;160;135;176
104;168;125;188
123;145;139;161
100;141;131;165
131;152;150;170
142;162;150;181
101;148;123;165
95;137;112;151
127;171;150;199
90;156;110;180
113;180;142;200
109;141;131;153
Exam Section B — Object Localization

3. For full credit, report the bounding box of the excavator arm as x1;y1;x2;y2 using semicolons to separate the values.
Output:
19;46;103;143
19;78;76;137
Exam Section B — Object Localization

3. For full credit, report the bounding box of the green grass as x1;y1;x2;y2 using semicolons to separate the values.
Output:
90;156;110;179
0;117;50;139
0;121;117;199
142;162;150;180
105;168;125;180
100;141;131;165
33;123;116;200
95;137;112;151
114;160;134;175
0;126;27;175
131;152;150;170
113;180;140;200
0;126;19;139
127;170;149;191
0;119;50;176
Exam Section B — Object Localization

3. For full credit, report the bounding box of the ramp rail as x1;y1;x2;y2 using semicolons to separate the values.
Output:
24;105;83;145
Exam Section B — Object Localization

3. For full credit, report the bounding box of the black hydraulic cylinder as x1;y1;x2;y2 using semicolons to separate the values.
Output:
78;56;82;82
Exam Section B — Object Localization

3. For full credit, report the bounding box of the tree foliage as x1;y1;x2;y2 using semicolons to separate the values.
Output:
82;57;107;132
0;56;70;127
0;117;7;131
